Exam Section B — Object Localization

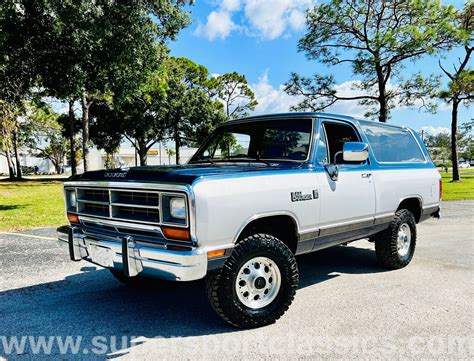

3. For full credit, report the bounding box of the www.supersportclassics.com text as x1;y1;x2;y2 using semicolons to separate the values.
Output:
1;334;473;357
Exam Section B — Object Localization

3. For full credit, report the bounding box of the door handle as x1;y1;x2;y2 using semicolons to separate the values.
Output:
361;173;372;178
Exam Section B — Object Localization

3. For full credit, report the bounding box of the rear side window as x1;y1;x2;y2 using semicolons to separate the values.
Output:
361;123;425;163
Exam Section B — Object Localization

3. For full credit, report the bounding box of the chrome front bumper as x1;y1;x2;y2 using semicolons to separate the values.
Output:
57;226;208;281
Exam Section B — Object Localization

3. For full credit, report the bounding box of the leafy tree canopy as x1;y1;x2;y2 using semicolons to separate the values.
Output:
207;72;257;119
285;0;459;122
90;56;226;166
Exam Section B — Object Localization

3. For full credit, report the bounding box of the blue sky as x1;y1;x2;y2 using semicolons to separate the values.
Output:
170;0;472;135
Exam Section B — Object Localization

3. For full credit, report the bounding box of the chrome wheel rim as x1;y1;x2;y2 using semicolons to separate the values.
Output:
235;256;281;309
397;223;411;257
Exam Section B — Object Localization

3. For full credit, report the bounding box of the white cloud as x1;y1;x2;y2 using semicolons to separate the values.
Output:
250;71;302;114
288;9;307;31
195;0;315;41
249;74;454;131
195;10;237;40
329;80;370;118
221;0;241;12
244;0;314;40
421;126;450;136
250;75;367;117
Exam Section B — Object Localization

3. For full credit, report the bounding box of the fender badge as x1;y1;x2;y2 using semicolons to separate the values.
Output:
291;190;318;202
104;172;128;178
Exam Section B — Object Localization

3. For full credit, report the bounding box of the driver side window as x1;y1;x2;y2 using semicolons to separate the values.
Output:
320;121;361;165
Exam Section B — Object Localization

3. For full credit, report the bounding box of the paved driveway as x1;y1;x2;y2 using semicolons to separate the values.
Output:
0;201;472;359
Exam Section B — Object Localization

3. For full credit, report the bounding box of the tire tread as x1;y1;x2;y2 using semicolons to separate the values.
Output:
206;234;298;328
374;209;417;269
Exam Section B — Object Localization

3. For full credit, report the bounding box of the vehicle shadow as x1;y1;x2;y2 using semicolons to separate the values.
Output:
297;242;387;289
0;242;386;358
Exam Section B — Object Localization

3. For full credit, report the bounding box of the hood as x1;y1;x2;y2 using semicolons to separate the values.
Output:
68;162;306;185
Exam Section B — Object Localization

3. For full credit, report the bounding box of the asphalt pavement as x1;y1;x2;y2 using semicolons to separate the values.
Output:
0;201;472;360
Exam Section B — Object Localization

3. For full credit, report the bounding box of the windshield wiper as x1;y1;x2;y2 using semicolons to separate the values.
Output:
190;156;214;164
224;155;271;166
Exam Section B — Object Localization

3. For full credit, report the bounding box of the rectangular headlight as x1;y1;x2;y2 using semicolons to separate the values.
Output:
65;189;77;212
161;194;188;226
170;197;186;219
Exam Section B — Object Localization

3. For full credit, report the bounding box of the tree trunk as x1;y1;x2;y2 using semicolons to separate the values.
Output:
53;160;61;174
81;91;90;172
68;100;77;175
5;145;16;179
378;96;388;123
12;129;22;179
174;127;180;165
375;63;388;123
451;100;460;182
137;139;148;166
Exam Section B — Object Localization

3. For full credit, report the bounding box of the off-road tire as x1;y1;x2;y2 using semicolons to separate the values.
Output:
206;234;299;328
374;209;417;269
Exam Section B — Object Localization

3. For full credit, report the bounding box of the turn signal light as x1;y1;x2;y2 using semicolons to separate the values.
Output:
208;249;226;258
161;226;190;242
67;213;80;224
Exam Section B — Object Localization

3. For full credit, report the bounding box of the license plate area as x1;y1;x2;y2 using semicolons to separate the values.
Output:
87;242;115;267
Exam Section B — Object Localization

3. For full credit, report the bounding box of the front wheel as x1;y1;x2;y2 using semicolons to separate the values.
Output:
374;209;417;269
206;234;299;328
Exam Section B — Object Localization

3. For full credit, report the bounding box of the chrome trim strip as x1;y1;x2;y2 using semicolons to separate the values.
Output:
374;213;395;225
299;230;319;241
78;212;164;227
298;214;394;239
422;205;439;214
319;218;374;236
64;181;191;192
319;216;374;230
111;202;160;209
79;216;163;232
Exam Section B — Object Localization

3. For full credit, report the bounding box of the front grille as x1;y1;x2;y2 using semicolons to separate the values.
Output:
113;191;159;207
81;189;108;202
81;203;109;217
113;205;160;223
67;186;187;227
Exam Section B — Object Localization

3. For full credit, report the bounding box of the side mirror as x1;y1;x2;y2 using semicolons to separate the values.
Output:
343;142;369;162
324;164;339;181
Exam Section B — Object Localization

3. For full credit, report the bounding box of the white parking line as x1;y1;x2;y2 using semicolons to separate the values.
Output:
0;232;56;241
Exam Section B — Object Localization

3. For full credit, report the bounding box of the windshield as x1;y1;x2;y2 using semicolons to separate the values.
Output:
190;118;313;163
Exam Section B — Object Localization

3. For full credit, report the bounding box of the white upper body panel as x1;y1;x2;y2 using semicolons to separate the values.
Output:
192;171;319;249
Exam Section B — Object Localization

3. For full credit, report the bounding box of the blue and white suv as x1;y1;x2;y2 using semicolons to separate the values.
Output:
58;112;441;328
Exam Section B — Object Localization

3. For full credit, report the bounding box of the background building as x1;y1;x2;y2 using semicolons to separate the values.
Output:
0;146;198;175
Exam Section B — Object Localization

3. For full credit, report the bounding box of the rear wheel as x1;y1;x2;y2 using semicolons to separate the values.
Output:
206;234;299;328
374;209;417;269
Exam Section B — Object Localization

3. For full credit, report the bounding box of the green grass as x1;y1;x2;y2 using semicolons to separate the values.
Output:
0;181;65;231
0;170;473;231
440;170;474;201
